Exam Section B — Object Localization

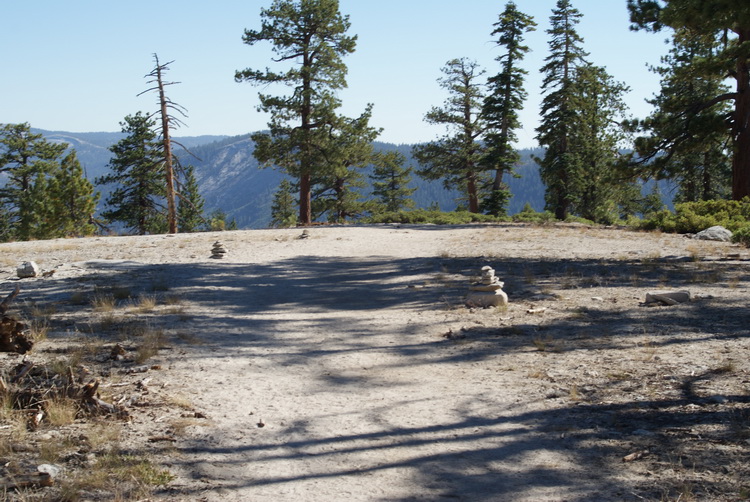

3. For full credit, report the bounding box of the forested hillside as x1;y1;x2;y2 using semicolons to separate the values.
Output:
34;130;552;229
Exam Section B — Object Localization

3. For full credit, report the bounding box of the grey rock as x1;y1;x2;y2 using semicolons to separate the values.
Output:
693;225;732;242
645;290;691;305
17;261;40;278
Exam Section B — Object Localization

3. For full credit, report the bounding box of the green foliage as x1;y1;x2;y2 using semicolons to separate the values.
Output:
731;224;750;247
177;165;206;232
628;0;750;200
0;123;98;241
270;178;298;228
364;209;504;225
535;0;589;220
511;204;556;224
311;105;381;223
237;0;358;224
627;28;732;201
49;151;99;237
370;150;416;213
208;209;237;231
97;112;166;235
640;198;750;233
536;2;632;223
413;58;488;213
482;1;537;216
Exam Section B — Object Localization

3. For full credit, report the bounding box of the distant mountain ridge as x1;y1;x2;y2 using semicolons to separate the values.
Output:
34;129;550;228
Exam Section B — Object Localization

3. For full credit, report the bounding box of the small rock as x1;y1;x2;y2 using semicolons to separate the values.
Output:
693;225;732;242
37;464;63;479
17;261;40;278
644;290;690;306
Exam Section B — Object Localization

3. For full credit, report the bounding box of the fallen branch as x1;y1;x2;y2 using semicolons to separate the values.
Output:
0;472;53;490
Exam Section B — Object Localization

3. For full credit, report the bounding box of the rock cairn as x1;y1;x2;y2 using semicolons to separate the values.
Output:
466;266;508;308
211;241;227;259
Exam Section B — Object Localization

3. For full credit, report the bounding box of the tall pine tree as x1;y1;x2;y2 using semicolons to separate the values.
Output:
97;112;166;235
535;0;589;220
482;1;537;216
413;58;488;213
628;0;750;200
48;151;99;237
629;28;732;202
236;0;358;225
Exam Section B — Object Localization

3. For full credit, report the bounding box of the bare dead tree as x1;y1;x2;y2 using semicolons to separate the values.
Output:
139;54;188;234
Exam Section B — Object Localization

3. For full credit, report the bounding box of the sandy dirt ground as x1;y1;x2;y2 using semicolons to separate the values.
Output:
1;223;749;501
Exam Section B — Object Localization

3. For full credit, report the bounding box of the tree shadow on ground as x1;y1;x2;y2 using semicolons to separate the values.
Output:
6;251;750;500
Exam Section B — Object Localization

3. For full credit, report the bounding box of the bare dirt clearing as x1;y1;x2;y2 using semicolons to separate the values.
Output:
1;224;749;501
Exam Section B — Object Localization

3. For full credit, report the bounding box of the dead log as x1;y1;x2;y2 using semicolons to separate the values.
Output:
0;287;33;354
0;286;20;314
0;472;53;490
79;379;129;419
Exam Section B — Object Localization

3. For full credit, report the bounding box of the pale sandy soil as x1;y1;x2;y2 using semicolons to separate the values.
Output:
1;223;749;501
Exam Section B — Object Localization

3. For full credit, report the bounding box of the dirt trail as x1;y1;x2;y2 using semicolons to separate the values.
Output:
2;224;748;501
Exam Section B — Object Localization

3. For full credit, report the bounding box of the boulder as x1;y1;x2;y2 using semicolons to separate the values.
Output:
16;261;40;278
693;225;732;242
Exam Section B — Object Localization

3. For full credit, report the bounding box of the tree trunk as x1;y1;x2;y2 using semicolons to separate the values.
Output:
154;58;177;234
299;173;312;225
467;173;480;213
732;28;750;200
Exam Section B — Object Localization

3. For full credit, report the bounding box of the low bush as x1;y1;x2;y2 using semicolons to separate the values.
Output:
364;209;505;225
639;198;750;234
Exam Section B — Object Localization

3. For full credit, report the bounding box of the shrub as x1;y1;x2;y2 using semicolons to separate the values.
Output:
639;198;750;234
364;209;505;225
732;224;750;247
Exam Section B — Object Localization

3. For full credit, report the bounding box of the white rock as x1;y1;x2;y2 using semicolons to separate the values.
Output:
693;225;732;242
466;289;508;308
645;290;691;305
17;261;40;278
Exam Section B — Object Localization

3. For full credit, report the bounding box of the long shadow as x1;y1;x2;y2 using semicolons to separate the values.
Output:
5;250;749;499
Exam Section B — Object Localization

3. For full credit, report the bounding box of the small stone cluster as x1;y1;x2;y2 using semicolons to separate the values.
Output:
466;266;508;308
211;241;227;259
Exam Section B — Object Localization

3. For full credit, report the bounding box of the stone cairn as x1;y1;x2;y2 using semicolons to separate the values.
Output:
211;241;227;259
466;266;508;308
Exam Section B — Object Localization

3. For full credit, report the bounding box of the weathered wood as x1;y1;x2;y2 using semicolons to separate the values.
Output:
0;471;53;490
0;286;20;314
0;288;33;354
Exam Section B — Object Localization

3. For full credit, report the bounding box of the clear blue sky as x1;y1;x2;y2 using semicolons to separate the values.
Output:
1;1;669;148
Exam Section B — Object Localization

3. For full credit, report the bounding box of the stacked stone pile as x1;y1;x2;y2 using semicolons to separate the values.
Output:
466;266;508;308
211;241;227;259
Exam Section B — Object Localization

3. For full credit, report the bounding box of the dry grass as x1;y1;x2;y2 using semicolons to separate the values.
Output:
132;294;157;313
44;396;78;426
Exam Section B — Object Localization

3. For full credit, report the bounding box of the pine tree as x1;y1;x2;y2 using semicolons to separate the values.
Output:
370;151;416;213
177;165;206;232
48;151;99;237
413;58;488;213
97;112;166;235
236;0;358;225
312;106;380;223
570;64;633;223
270;178;298;228
0;123;67;240
628;28;731;202
483;1;537;216
535;0;589;220
628;0;750;199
